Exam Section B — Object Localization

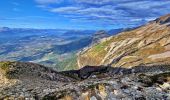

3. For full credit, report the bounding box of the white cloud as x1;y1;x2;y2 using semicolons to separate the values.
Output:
35;0;170;28
50;7;82;13
75;0;113;5
35;0;63;4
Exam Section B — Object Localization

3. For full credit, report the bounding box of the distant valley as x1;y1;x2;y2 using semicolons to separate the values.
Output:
0;27;123;70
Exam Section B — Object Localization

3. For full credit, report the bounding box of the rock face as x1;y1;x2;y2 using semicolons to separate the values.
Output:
1;61;170;99
91;30;109;45
155;14;170;24
78;14;170;68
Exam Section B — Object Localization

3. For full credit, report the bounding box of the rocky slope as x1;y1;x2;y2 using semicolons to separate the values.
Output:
1;61;170;99
78;14;170;68
0;61;75;99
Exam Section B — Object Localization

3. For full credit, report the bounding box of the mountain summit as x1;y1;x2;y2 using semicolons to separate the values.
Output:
92;30;109;44
155;14;170;25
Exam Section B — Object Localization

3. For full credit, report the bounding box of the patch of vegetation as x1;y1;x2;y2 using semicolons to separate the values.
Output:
94;44;105;51
56;54;78;71
0;61;18;79
92;39;111;52
0;61;13;71
85;40;110;64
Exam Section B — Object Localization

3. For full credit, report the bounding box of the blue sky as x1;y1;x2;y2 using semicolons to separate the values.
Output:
0;0;170;30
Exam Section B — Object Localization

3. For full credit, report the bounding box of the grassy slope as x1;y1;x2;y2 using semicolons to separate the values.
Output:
33;52;78;71
56;54;78;71
78;17;170;68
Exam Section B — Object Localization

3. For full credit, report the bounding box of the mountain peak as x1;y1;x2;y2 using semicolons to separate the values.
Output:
94;30;107;35
92;30;109;44
155;14;170;24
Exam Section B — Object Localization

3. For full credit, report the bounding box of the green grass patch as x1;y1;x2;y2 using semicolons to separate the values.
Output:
0;61;13;71
55;54;78;71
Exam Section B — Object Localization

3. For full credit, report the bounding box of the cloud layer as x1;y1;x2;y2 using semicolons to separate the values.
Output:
35;0;170;28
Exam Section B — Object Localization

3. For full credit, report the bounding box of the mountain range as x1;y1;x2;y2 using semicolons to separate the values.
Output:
1;14;170;99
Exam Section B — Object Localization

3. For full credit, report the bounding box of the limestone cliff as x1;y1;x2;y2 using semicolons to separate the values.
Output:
77;14;170;68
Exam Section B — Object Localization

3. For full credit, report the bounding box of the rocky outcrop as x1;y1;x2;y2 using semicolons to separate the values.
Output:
155;14;170;25
1;61;170;99
91;30;109;45
77;14;170;68
0;61;75;99
44;72;170;100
